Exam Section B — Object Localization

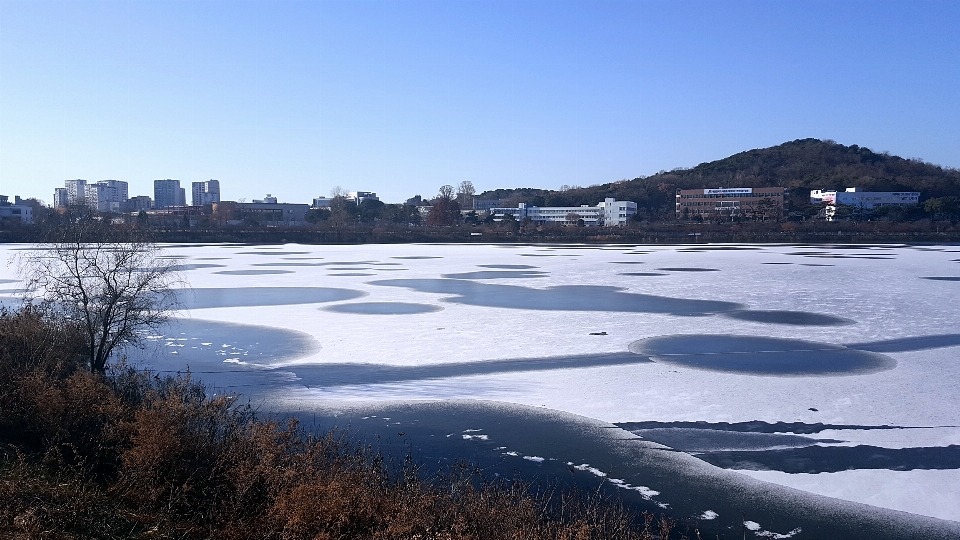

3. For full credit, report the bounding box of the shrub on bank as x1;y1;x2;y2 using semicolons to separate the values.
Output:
0;307;679;539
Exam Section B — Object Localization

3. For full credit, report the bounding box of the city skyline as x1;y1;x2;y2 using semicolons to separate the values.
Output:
2;0;959;204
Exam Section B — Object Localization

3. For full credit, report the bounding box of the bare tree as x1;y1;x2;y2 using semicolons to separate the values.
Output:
437;185;455;201
330;185;348;198
17;222;182;372
456;181;475;208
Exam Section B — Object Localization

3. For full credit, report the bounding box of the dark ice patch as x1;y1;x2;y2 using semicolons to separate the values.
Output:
392;256;441;259
253;262;328;267
847;333;960;352
656;267;720;272
169;263;227;271
478;264;539;269
609;261;646;265
370;279;741;316
761;262;793;265
328;272;376;276
922;276;960;281
616;421;911;435
724;310;855;326
619;272;668;277
628;428;828;452
177;287;365;309
442;270;548;280
235;251;312;255
214;269;294;275
322;302;443;315
128;317;320;371
630;335;895;376
696;444;960;473
288;352;652;388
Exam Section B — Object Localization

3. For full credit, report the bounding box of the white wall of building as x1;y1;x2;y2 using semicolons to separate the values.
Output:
490;198;637;226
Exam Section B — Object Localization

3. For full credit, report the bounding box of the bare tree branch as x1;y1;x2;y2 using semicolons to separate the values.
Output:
17;219;183;372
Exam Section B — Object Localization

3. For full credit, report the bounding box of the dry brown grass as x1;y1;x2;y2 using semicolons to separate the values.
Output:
0;307;679;539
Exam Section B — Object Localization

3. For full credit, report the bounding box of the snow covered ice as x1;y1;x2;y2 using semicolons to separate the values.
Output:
4;242;959;525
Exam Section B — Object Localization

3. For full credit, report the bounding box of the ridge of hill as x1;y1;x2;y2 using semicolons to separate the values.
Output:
477;139;960;216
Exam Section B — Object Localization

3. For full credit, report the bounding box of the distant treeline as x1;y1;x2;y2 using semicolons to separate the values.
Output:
3;139;959;244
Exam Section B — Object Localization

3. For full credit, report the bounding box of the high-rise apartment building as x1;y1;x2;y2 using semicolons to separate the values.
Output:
84;180;129;212
53;188;69;208
191;179;221;206
154;179;186;209
64;179;87;205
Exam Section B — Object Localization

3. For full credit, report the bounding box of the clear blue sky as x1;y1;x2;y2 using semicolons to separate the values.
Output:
1;0;958;204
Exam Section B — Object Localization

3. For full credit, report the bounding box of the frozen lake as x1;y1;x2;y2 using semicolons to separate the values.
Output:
3;242;959;537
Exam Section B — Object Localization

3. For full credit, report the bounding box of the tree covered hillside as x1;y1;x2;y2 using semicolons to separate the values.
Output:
478;139;960;219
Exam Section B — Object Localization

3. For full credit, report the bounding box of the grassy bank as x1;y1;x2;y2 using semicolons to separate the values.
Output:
0;307;681;539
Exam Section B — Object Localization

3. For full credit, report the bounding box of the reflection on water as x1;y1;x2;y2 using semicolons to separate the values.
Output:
371;279;742;316
630;335;895;376
177;287;365;309
724;310;855;326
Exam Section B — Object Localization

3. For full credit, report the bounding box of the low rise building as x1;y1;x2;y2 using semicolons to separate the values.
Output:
676;187;785;219
0;195;33;224
490;198;637;226
348;191;379;204
237;201;309;226
810;188;920;219
124;195;153;212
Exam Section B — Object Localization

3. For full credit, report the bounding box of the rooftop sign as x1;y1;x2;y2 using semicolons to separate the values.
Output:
704;188;752;195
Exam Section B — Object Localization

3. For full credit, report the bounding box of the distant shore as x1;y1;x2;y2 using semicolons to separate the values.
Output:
4;221;960;245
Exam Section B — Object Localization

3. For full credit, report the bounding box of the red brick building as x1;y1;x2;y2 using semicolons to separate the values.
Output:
676;187;785;220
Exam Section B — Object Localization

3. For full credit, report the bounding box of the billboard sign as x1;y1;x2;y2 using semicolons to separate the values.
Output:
704;188;752;195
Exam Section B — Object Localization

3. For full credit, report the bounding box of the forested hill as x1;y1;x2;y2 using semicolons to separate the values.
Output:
477;139;960;217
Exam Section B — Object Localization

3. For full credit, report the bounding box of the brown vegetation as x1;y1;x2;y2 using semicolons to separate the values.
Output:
0;307;680;539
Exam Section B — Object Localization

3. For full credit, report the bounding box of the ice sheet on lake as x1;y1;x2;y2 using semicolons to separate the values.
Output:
3;242;960;523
